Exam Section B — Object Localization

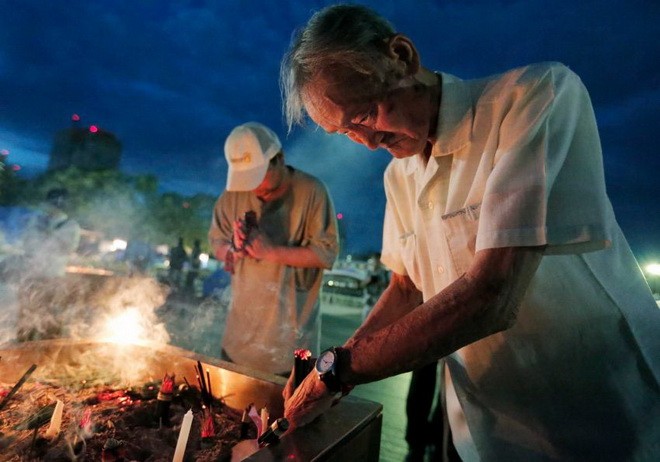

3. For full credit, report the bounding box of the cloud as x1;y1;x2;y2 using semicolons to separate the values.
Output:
1;0;658;255
0;128;50;172
286;129;391;253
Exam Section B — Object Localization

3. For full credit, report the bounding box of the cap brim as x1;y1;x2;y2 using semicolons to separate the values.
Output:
226;164;268;191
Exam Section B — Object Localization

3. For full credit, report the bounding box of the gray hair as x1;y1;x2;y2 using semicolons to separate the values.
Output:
280;4;396;131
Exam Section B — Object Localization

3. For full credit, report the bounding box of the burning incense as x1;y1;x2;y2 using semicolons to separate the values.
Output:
0;363;37;412
200;407;216;448
206;368;212;398
45;400;64;438
156;373;175;427
173;409;193;462
294;349;313;389
257;418;289;448
194;361;213;408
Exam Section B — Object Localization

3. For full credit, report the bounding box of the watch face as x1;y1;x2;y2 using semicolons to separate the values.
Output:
317;350;336;373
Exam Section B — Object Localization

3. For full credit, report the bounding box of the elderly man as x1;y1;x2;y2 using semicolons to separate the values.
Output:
280;5;660;461
208;122;338;375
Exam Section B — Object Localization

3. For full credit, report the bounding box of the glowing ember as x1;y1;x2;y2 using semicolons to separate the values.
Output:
79;407;93;436
160;373;175;394
201;408;216;439
294;349;312;360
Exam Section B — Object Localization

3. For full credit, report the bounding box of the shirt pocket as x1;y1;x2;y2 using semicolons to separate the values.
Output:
399;231;422;287
441;203;481;275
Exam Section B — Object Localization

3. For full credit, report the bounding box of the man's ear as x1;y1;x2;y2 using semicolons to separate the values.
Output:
386;34;420;76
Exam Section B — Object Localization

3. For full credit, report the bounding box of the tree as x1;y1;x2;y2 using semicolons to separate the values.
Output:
0;152;27;206
3;166;215;253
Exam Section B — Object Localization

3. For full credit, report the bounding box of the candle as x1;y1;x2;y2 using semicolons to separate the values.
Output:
172;409;193;462
45;399;64;438
260;406;269;437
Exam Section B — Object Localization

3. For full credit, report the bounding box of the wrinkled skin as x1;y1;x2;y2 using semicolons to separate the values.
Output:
283;370;335;432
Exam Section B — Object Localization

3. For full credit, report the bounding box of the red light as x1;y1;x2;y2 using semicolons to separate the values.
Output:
71;113;80;121
182;202;190;208
89;125;98;133
0;149;8;156
336;213;343;220
12;164;21;171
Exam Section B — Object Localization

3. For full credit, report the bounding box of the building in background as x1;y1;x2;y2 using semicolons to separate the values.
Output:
48;115;121;171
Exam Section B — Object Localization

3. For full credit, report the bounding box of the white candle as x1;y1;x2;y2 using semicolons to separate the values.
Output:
260;407;269;437
173;409;193;462
45;400;64;438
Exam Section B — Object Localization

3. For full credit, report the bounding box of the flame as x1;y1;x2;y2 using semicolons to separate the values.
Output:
98;308;149;345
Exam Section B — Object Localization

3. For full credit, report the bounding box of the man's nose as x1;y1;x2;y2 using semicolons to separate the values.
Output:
346;127;380;150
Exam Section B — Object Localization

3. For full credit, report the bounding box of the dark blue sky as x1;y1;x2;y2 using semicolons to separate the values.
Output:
1;0;658;259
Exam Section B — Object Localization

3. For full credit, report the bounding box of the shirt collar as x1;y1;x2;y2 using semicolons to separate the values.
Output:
432;72;473;157
403;72;474;176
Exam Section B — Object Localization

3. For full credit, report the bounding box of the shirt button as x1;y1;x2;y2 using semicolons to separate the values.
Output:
437;265;445;274
428;201;434;210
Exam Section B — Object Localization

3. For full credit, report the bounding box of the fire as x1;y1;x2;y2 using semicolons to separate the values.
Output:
98;308;149;345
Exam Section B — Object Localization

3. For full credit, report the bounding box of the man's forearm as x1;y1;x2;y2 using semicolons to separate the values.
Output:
340;246;544;385
263;245;330;268
351;273;422;339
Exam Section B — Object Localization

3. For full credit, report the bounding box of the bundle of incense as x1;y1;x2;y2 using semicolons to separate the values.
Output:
257;418;289;448
200;407;216;449
240;403;253;439
293;349;313;389
0;363;37;412
194;361;213;408
156;373;175;427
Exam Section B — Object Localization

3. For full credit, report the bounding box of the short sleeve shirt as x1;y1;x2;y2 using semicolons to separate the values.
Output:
381;63;660;460
209;167;339;374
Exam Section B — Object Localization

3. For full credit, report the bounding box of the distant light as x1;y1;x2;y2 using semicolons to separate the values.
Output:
336;213;343;220
200;253;209;268
111;239;127;251
89;125;98;133
11;164;20;171
0;149;8;156
71;113;80;121
646;263;660;276
182;202;190;208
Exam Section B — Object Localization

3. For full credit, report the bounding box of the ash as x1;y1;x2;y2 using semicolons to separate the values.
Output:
0;378;254;461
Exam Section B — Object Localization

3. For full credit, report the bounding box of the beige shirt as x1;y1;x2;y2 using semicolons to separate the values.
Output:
382;63;660;460
209;167;338;374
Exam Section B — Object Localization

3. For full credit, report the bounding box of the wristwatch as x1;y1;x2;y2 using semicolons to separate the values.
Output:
315;347;354;395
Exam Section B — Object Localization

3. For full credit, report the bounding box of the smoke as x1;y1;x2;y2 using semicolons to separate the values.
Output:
159;287;230;357
0;282;19;345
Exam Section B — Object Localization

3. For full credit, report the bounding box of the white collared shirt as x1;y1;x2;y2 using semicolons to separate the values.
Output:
381;62;660;460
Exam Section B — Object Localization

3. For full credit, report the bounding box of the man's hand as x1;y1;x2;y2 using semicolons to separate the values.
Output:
244;232;273;260
283;370;335;432
231;219;248;256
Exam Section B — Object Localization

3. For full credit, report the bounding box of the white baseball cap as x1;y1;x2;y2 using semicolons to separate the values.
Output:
224;122;282;191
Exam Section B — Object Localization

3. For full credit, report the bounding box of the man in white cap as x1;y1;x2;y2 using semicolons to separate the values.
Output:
209;122;339;375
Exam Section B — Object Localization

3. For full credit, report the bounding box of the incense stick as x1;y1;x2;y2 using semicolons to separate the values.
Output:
0;364;37;412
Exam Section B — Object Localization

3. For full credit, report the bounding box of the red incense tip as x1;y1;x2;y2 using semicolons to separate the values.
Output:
294;349;312;360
